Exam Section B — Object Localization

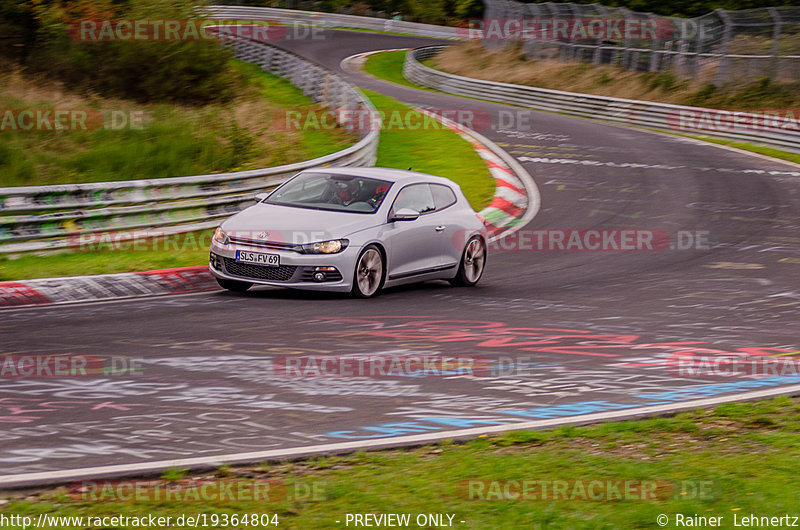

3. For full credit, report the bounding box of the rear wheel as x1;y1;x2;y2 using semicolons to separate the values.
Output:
450;236;486;287
216;278;252;292
351;245;384;298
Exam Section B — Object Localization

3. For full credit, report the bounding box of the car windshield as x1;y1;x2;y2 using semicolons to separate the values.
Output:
264;173;393;214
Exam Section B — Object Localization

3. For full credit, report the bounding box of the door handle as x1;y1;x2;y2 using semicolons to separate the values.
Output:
435;226;446;232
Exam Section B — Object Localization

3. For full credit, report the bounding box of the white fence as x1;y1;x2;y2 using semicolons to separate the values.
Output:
204;5;459;39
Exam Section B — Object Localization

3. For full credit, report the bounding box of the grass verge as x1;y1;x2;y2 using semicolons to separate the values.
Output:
363;89;495;211
0;61;354;187
329;26;445;39
2;396;799;528
671;134;800;165
0;231;214;281
0;90;495;281
362;50;416;89
362;50;441;94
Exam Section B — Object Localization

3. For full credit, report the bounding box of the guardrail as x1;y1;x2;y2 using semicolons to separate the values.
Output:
204;5;459;39
405;46;800;154
0;30;380;254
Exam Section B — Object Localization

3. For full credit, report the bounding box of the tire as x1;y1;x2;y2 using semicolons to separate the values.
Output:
216;278;252;292
449;236;486;287
351;245;384;298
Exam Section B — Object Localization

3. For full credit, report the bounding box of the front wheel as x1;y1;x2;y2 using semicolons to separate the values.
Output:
449;236;486;287
351;245;384;298
216;278;252;292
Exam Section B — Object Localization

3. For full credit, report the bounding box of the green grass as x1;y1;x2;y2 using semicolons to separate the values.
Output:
2;396;800;528
365;89;494;211
672;134;800;165
0;230;214;281
363;50;414;88
0;89;495;281
363;50;438;92
0;61;354;186
329;26;446;39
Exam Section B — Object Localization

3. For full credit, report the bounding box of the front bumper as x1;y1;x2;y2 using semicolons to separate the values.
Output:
209;239;355;292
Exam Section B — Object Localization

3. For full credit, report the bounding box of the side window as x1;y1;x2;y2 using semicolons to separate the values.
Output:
392;184;435;215
431;184;457;210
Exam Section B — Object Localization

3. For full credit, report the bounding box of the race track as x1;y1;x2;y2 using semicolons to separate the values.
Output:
2;29;800;487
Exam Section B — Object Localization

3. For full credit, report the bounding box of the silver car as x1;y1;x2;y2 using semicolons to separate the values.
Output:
209;167;487;298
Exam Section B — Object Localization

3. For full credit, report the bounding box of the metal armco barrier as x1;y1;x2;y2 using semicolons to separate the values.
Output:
204;5;459;39
480;1;800;85
0;31;380;254
404;46;800;154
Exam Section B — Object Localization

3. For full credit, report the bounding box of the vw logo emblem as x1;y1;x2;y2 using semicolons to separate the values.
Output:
257;232;269;239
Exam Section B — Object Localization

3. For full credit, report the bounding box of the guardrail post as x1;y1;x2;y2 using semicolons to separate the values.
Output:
768;7;782;81
619;7;632;71
714;9;733;86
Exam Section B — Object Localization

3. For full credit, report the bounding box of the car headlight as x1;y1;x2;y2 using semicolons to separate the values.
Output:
213;227;229;245
301;239;348;254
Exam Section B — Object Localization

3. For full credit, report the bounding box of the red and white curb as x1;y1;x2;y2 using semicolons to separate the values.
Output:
0;50;539;309
0;266;217;308
414;107;539;241
340;48;412;71
343;48;540;242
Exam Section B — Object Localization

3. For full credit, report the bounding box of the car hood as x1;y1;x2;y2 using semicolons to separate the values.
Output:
221;203;382;243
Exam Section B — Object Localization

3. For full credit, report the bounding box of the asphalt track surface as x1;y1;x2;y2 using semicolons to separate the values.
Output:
2;30;800;487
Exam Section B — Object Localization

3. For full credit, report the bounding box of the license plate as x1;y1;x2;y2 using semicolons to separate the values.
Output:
236;250;280;267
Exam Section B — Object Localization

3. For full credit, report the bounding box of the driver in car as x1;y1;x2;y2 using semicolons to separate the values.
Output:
337;179;361;206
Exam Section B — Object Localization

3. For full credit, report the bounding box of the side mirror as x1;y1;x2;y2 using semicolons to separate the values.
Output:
255;192;269;202
391;208;420;222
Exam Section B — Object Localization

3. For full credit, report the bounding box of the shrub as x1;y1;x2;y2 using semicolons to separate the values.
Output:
5;0;243;104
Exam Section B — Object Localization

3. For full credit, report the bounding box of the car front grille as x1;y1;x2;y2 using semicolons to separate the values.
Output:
228;236;299;252
223;257;296;282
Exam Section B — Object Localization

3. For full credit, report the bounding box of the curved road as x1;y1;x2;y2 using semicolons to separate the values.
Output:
2;30;800;486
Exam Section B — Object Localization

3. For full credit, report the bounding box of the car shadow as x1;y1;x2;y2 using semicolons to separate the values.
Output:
212;280;457;301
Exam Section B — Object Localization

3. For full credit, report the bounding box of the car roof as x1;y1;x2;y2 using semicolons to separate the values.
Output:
304;167;457;187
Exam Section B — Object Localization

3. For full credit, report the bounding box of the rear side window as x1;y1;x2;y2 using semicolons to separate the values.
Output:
431;184;457;210
392;183;436;215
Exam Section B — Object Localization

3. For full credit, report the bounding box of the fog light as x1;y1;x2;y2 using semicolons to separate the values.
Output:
312;272;326;282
